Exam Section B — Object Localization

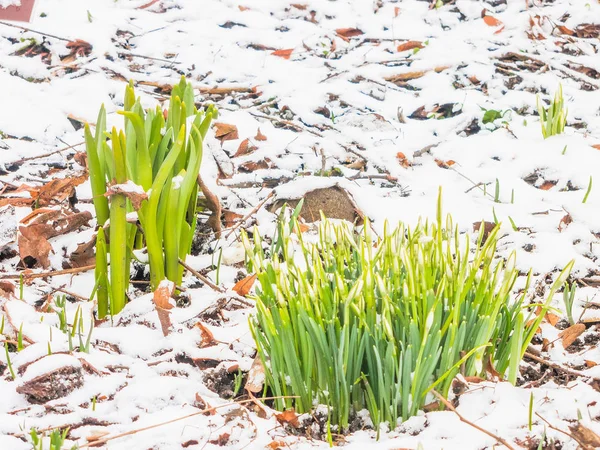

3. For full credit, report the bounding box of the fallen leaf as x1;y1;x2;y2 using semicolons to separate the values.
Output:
36;174;87;206
394;6;400;17
569;423;600;448
232;274;257;297
275;409;300;428
483;15;503;27
196;322;216;348
473;221;496;243
61;39;92;63
255;128;267;141
68;235;96;268
396;152;412;168
291;4;307;10
558;213;572;232
556;25;574;36
223;209;243;228
238;159;270;172
397;40;423;52
267;441;287;450
214;123;239;144
105;182;148;210
592;144;600;151
238;5;250;11
271;49;294;59
335;28;364;40
245;356;265;393
539;180;556;190
586;360;598;368
545;312;560;327
233;138;258;157
153;279;174;336
194;393;216;415
464;376;485;383
209;433;230;446
559;323;585;349
0;281;15;298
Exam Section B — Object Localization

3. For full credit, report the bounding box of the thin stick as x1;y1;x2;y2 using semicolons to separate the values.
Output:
78;396;297;448
178;259;224;293
524;351;600;382
10;141;85;165
431;390;515;450
0;21;71;42
53;287;89;301
0;265;95;280
535;413;587;449
224;191;274;239
118;52;182;64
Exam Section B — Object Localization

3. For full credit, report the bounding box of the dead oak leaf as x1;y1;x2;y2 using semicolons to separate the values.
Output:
61;39;92;63
214;122;239;144
483;15;503;27
275;409;300;428
36;174;87;206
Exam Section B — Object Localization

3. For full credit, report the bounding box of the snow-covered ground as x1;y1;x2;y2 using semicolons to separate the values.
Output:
1;0;600;448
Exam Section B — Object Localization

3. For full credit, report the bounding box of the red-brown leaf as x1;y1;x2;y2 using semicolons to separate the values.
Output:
271;49;294;59
232;274;257;297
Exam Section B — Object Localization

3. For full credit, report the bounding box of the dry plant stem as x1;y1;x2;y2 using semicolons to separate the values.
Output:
248;112;323;137
0;264;95;280
431;390;516;450
78;396;296;448
11;141;85;165
178;258;224;293
224;190;275;239
0;20;71;42
53;287;89;301
535;413;587;449
524;352;600;382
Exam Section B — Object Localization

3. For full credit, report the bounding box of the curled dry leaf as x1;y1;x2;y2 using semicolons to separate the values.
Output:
68;235;96;268
0;280;15;298
271;48;294;59
559;323;586;349
232;273;257;297
245;356;265;393
153;279;175;336
36;174;87;206
105;181;148;210
396;152;411;168
254;128;267;141
214;123;239;144
194;392;216;415
558;213;573;232
234;138;257;157
275;409;300;428
335;28;364;41
569;422;600;448
196;322;216;348
397;40;423;52
223;209;243;228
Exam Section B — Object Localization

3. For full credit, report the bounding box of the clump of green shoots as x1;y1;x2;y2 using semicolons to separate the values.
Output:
537;85;567;139
563;282;577;326
86;76;217;317
29;427;77;450
244;190;573;433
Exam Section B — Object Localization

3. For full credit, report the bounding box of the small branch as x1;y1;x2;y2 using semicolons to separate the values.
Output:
77;396;297;448
178;259;224;293
535;413;588;449
10;141;85;165
0;21;71;42
431;390;515;450
224;191;274;239
524;351;600;382
0;265;95;280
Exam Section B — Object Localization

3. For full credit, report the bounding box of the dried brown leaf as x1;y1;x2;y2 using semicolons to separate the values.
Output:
254;128;267;141
275;409;300;428
153;280;174;336
559;323;585;349
245;356;265;393
232;274;257;297
196;322;216;348
397;40;423;52
233;138;257;157
271;49;294;59
335;28;364;40
105;182;148;210
214;123;239;144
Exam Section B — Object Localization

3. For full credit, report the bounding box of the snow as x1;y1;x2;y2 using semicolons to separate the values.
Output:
0;0;599;448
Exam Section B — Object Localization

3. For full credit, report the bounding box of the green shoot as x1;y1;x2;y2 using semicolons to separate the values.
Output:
583;176;592;204
537;85;567;139
19;274;23;300
494;178;500;203
244;192;572;430
528;392;534;431
17;323;24;351
509;216;518;232
563;282;576;326
4;343;16;379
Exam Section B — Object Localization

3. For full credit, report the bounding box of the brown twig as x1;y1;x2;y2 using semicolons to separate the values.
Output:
78;396;297;448
535;413;588;449
178;259;224;293
431;390;515;450
524;351;600;382
0;264;95;280
10;141;85;165
0;21;71;42
224;191;275;239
